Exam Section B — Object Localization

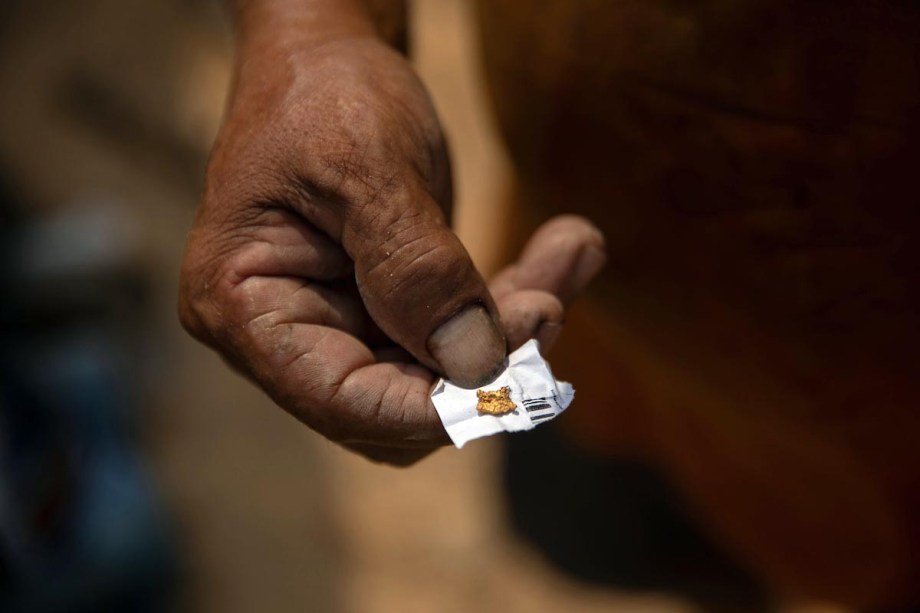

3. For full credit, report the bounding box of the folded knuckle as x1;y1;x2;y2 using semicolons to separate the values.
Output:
179;246;248;349
178;250;215;342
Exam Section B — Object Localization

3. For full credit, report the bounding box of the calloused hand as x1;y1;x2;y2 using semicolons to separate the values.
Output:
179;36;604;465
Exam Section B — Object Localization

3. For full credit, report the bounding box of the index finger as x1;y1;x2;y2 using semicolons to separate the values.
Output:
239;304;448;447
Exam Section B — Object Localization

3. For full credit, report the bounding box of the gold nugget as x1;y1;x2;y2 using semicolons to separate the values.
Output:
476;386;516;415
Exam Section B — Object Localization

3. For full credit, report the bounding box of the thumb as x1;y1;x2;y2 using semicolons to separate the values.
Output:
343;191;506;388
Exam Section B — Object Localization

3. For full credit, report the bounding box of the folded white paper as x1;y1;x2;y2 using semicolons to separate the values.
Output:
431;339;575;448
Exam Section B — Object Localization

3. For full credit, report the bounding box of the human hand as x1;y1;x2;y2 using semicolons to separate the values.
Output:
179;36;605;464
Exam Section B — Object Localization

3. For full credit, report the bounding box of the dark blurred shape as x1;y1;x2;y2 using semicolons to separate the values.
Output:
0;171;178;613
481;0;920;608
505;425;768;613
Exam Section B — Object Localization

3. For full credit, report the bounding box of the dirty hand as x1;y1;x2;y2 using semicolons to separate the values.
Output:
179;33;604;464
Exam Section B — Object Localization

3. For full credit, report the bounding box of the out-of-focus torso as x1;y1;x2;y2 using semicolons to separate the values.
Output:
476;1;920;606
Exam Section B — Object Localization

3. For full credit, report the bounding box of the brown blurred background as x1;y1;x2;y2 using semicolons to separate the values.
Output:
0;0;869;611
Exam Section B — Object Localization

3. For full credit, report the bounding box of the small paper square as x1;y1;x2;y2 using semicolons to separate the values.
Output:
431;339;575;448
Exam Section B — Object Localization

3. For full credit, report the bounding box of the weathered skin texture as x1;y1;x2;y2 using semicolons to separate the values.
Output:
476;0;920;607
179;1;606;466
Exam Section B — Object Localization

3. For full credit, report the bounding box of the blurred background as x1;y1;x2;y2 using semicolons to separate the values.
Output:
0;0;871;611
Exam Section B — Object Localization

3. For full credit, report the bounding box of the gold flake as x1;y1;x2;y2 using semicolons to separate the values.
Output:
476;386;516;415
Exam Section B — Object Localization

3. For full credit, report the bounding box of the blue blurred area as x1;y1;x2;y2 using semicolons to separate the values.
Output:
0;180;178;612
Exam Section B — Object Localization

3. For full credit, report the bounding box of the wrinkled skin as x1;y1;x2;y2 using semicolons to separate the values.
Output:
178;36;605;465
